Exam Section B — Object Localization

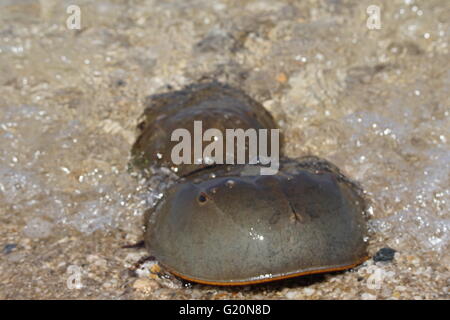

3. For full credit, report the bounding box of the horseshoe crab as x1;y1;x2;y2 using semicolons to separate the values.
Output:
144;156;368;285
131;82;278;176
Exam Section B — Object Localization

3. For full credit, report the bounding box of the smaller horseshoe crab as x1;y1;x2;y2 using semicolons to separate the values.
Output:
144;157;368;285
131;82;278;176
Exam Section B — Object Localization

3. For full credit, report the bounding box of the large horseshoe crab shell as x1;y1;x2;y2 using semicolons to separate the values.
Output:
131;82;278;176
144;157;368;285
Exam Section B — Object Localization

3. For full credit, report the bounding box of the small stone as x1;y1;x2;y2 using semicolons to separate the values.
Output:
440;254;450;271
191;289;203;299
23;217;53;239
116;79;126;87
276;72;288;84
86;254;107;269
303;288;315;296
373;247;396;262
285;290;298;299
361;293;377;300
6;251;26;263
133;278;161;292
3;243;17;254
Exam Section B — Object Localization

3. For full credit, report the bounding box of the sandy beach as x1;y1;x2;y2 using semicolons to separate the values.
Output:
0;0;448;299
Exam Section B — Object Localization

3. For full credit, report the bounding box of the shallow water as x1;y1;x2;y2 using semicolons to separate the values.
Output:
0;0;448;299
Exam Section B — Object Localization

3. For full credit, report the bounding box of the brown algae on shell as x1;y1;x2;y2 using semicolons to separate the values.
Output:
144;157;368;285
131;82;278;176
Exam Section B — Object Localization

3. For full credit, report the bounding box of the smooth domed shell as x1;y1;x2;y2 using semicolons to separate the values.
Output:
144;157;368;285
131;82;278;176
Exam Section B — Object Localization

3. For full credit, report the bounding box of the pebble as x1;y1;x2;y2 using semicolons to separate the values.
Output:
285;290;299;299
303;288;315;296
276;72;288;84
86;254;107;269
133;278;161;292
440;255;450;271
2;243;17;254
361;293;377;300
395;285;407;291
373;247;397;262
6;251;26;263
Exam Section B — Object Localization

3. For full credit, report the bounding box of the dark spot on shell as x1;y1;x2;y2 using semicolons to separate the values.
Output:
197;192;208;204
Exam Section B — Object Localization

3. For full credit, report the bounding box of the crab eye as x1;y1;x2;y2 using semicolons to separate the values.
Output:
198;193;208;204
